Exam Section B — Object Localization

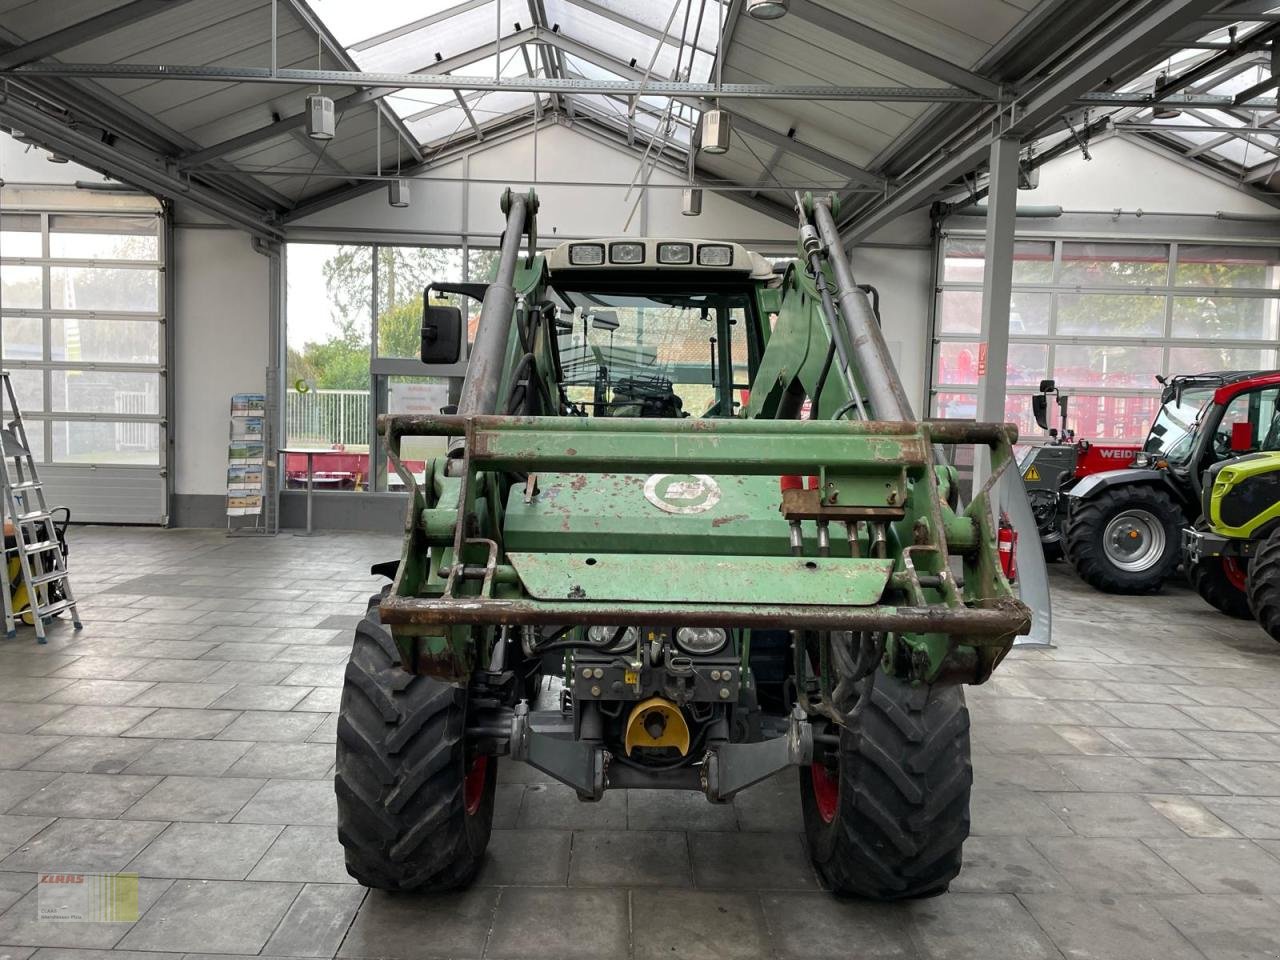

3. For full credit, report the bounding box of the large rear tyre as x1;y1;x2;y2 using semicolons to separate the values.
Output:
1189;556;1252;619
1247;530;1280;643
335;592;496;891
799;673;971;900
1064;486;1183;593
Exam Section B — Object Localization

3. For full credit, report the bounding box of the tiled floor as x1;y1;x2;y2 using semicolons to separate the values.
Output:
1;527;1280;960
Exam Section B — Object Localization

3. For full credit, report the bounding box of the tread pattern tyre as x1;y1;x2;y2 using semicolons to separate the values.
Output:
1189;557;1252;619
335;591;495;891
1248;530;1280;643
1064;486;1183;593
799;673;970;900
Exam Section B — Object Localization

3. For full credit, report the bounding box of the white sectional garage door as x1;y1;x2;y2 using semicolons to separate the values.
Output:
1;188;168;524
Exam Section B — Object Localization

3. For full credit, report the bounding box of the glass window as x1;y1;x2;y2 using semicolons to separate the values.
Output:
384;375;451;485
51;419;159;465
1175;244;1280;288
49;215;159;260
1216;387;1280;457
50;370;160;415
50;266;159;312
1052;345;1163;390
1060;242;1168;287
1171;295;1280;340
1;264;43;308
6;368;44;413
1058;393;1162;442
1;316;42;360
934;342;1047;386
938;290;1050;335
285;243;373;491
50;318;160;364
941;238;1053;284
0;213;41;257
377;246;463;358
1168;345;1276;373
467;247;501;340
1057;293;1165;337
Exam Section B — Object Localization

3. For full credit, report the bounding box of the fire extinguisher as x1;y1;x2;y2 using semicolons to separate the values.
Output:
997;513;1018;583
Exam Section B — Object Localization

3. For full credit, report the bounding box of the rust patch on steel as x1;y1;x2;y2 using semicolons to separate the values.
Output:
711;514;748;527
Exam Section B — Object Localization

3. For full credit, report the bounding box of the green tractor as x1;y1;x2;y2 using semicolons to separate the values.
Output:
1185;446;1280;640
334;188;1044;901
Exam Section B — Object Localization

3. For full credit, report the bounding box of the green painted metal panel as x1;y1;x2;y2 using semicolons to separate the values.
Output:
507;551;895;605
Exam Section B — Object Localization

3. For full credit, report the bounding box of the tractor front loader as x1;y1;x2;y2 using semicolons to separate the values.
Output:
335;188;1042;901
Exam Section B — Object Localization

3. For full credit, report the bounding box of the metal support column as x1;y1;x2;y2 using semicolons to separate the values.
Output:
974;132;1020;488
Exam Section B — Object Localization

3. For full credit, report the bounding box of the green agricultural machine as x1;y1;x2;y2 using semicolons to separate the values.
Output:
334;188;1044;900
1185;447;1280;641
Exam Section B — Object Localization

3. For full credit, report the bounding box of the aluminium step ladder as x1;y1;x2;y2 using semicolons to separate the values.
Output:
1;371;81;642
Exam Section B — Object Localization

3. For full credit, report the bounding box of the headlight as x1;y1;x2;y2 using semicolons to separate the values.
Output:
697;244;733;266
675;626;727;655
609;241;645;264
588;625;639;649
569;243;605;265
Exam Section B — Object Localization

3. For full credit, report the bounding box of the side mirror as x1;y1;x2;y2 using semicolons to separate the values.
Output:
590;310;620;331
1032;393;1050;430
421;300;463;364
1230;421;1253;453
1038;378;1056;394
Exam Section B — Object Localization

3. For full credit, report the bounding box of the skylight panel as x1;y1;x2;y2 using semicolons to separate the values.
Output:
309;0;468;47
346;2;511;73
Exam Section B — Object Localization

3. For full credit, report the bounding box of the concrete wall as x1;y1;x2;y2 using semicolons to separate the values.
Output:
171;227;271;521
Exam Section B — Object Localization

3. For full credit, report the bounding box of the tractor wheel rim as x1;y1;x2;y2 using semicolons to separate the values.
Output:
464;756;488;816
1103;509;1166;572
1223;556;1248;592
810;762;838;824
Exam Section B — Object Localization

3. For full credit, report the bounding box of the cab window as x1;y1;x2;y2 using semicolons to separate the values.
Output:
1214;386;1280;459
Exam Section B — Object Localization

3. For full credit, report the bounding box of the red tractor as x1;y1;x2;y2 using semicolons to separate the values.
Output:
1019;380;1140;560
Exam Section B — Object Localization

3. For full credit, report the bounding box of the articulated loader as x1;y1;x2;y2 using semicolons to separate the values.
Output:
335;189;1044;900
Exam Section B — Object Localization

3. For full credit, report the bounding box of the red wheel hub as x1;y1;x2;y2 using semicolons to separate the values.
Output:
1223;556;1248;592
464;756;488;816
810;762;838;824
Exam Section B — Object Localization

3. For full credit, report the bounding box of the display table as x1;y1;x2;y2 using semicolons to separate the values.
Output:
276;447;333;535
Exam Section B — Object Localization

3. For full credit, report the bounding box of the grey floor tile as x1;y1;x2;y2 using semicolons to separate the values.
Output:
263;883;366;958
33;706;155;738
0;704;70;735
689;831;814;890
903;892;1061;960
1030;837;1195;895
1049;755;1227;794
127;660;224;683
492;782;523;829
122;776;264;823
632;888;768;960
971;789;1073;837
292;689;340;713
208;685;309;711
1145;796;1240;838
516;783;626;830
337;887;498;959
485;887;627;960
126;821;283;880
0;868;35;912
1144;837;1280;894
1150;892;1280;959
569;829;690;887
951;836;1072;893
1096;726;1217;760
0;817;53;861
224;742;335;779
970;754;1076;792
202;643;290;664
1022;894;1203;960
21;736;155;775
1;818;166;873
0;679;74;704
1040;792;1185;838
1198;797;1280;838
0;735;64;770
247;824;354;884
215;711;322;743
1180;705;1278;733
1184;730;1280;761
761;892;916;960
121;739;251;777
280;663;346;687
0;772;58;814
117;879;301;954
732;770;805;832
120;708;240;740
125;682;235;709
10;773;159;819
476;829;571;886
233;779;336;825
203;660;296;684
1189;759;1280;795
44;680;156;707
627;789;739;831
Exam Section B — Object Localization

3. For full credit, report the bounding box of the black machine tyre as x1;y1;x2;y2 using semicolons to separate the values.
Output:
1041;537;1064;564
1248;529;1280;643
335;591;496;891
1064;486;1183;593
799;672;971;900
1189;557;1252;619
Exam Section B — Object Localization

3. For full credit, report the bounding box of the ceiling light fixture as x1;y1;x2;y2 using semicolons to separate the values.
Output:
700;0;732;154
389;178;411;208
682;187;703;216
746;0;789;19
1151;72;1181;120
305;93;335;139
